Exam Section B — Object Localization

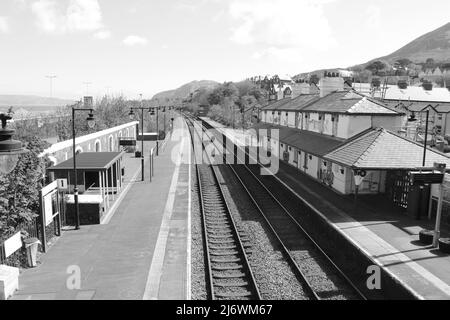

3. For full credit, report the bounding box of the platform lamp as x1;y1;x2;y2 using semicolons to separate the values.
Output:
149;107;160;156
162;107;167;137
72;106;96;230
128;107;146;182
0;113;28;175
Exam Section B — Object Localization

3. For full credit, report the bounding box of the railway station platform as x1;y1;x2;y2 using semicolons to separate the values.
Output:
201;116;450;300
10;116;191;300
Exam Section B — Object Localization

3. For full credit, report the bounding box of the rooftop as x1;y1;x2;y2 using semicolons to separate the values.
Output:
382;85;450;103
253;122;345;157
302;91;399;115
47;152;124;171
325;128;450;170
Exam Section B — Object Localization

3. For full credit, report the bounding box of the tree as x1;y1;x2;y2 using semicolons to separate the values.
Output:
394;58;412;70
425;58;436;69
365;61;387;76
0;136;49;241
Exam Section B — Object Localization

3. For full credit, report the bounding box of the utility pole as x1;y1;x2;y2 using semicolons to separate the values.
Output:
46;75;57;98
433;163;447;248
423;109;430;166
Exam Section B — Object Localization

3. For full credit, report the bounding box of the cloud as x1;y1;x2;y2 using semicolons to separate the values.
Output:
228;0;337;61
123;35;148;46
0;17;9;34
93;30;111;39
31;0;104;34
365;4;381;31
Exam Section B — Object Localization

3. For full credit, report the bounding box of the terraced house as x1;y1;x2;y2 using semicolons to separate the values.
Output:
255;73;450;214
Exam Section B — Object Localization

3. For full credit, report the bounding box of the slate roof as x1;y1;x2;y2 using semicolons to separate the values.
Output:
301;91;399;114
324;128;450;169
253;123;345;157
261;98;291;111
382;85;450;103
48;152;124;171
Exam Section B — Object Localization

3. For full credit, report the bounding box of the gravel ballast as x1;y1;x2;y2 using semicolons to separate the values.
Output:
215;165;310;300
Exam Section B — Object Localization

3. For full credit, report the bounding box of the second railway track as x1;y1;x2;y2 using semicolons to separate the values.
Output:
186;116;261;300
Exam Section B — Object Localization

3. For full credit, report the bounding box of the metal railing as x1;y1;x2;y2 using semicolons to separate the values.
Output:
0;218;40;266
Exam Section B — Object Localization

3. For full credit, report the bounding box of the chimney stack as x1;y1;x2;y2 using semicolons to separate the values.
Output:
318;72;344;98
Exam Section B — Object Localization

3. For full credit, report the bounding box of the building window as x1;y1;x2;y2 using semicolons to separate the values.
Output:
288;147;292;151
319;115;322;120
309;155;312;160
323;161;327;167
332;117;335;122
438;114;443;120
286;112;288;117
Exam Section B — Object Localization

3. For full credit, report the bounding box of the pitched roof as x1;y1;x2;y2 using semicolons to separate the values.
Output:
382;85;450;103
301;91;399;114
261;98;291;111
324;128;450;169
47;152;124;171
253;123;345;157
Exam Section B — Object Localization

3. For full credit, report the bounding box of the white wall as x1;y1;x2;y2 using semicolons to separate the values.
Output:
305;154;319;179
337;115;371;139
305;112;322;133
297;113;303;130
372;115;406;133
280;112;288;126
287;112;296;128
331;163;348;194
323;114;333;136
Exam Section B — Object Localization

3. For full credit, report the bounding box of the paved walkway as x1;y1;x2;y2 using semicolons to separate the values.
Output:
11;116;191;300
202;116;450;300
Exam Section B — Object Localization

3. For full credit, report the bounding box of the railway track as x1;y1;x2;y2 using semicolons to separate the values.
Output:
229;164;364;300
195;115;366;300
185;116;261;300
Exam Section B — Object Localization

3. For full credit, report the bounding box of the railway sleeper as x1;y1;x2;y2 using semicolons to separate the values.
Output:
214;291;253;299
210;250;240;256
209;245;237;250
213;272;246;279
214;281;249;288
212;265;243;271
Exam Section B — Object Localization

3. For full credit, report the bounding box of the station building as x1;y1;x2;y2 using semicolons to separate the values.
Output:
254;74;450;214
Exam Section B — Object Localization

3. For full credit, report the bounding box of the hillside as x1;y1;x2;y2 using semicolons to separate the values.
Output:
0;95;76;108
294;22;450;78
375;22;450;64
152;80;219;101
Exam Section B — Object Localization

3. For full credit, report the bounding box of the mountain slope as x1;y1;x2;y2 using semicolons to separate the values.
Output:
294;22;450;78
379;22;450;64
152;80;219;101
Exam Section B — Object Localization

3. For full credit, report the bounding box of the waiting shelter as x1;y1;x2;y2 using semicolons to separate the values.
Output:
47;152;125;225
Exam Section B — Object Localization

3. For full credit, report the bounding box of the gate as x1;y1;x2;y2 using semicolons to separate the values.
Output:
386;170;410;209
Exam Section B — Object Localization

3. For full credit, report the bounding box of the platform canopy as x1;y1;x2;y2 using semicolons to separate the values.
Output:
324;128;450;170
47;152;124;171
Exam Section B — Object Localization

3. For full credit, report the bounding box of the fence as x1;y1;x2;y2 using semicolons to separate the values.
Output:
0;218;40;266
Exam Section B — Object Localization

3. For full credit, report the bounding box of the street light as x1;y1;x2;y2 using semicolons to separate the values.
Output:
72;104;96;230
0;113;28;175
129;99;152;181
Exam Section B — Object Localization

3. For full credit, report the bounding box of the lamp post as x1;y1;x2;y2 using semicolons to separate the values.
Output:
129;102;153;180
72;104;96;230
0;113;28;175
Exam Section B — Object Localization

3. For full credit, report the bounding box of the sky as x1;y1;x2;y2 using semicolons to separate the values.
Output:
0;0;449;100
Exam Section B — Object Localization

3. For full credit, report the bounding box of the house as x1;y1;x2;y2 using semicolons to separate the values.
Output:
253;73;450;213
